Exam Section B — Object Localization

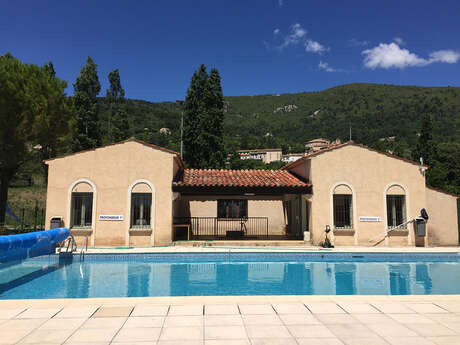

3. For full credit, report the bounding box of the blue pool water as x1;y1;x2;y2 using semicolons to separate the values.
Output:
1;252;460;299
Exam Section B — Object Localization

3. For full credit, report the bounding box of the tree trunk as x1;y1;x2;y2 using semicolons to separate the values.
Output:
0;173;9;225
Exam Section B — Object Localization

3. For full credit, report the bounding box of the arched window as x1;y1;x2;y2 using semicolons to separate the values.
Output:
386;184;406;229
333;184;353;229
130;182;153;229
71;182;94;228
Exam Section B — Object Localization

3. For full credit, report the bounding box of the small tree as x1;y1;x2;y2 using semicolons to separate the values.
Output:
72;57;101;152
414;113;436;166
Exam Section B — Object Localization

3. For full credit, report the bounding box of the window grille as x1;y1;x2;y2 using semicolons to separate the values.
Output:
387;195;406;228
71;192;93;228
217;200;248;218
333;194;353;229
131;193;152;229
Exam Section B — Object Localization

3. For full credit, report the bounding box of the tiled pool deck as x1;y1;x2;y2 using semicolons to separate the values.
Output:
1;295;460;345
2;246;460;344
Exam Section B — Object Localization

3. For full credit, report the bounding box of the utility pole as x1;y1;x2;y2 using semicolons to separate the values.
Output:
349;120;352;141
176;100;184;158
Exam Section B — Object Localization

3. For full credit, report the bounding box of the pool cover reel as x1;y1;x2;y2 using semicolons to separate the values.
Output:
0;227;70;263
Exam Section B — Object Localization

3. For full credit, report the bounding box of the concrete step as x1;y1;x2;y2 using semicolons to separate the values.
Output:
173;240;309;247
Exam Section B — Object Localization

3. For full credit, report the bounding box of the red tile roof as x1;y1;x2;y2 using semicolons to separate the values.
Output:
174;169;309;188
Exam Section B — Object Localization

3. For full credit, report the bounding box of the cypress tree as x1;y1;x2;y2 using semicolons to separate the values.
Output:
106;69;129;142
72;57;101;152
414;113;436;166
183;65;226;168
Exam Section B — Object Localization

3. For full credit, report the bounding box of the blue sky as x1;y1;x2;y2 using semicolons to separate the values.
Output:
2;0;460;101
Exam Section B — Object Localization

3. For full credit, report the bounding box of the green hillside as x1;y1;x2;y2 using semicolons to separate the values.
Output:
98;83;460;155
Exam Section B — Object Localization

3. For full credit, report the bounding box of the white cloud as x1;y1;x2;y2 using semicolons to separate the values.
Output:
281;23;306;48
393;37;405;45
318;61;335;72
273;28;280;36
278;0;283;7
305;39;328;54
362;42;460;69
349;38;368;47
429;50;460;63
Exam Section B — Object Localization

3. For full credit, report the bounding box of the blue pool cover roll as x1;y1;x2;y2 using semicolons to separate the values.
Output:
0;228;70;263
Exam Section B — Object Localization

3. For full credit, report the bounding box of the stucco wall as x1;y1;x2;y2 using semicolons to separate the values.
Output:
45;141;176;246
180;195;286;235
426;187;459;246
297;145;427;246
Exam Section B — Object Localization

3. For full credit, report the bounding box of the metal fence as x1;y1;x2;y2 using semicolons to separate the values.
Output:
1;202;45;235
173;217;269;240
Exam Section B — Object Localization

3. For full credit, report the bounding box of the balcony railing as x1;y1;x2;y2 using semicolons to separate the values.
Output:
173;217;269;240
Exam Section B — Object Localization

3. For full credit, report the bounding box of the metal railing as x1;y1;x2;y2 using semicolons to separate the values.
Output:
173;217;269;240
2;202;45;234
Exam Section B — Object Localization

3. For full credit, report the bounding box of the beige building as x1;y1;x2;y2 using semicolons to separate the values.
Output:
236;148;282;163
45;139;459;247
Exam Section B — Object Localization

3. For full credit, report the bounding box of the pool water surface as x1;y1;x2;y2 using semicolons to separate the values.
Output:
1;252;459;299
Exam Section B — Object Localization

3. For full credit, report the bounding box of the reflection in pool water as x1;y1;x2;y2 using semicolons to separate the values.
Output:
0;254;459;299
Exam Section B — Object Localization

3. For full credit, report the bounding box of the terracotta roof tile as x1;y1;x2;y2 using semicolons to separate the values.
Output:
174;169;309;188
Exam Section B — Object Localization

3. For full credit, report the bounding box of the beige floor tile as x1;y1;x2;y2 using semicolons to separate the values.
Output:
91;306;133;318
205;304;239;315
0;318;48;331
279;314;321;325
0;328;33;344
272;303;310;314
159;326;203;340
54;306;99;319
384;336;436;345
132;304;169;316
426;336;460;345
250;339;297;345
39;317;86;330
297;338;345;345
113;342;156;345
339;337;389;345
315;313;357;324
242;314;282;325
305;303;346;314
238;304;275;315
19;329;74;344
388;313;436;324
205;315;243;326
287;324;336;338
406;324;458;337
434;302;460;313
205;340;250;345
0;308;26;319
81;316;126;329
123;316;164;328
405;303;449;314
112;327;161;342
338;303;380;314
245;325;291;338
157;341;203;345
371;303;415;314
366;323;418;337
352;313;397;324
16;308;62;319
64;342;110;345
67;327;119;343
168;305;203;316
326;324;379;338
205;326;247;340
164;315;203;327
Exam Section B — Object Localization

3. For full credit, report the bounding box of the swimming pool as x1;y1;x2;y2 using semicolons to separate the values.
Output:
1;252;460;299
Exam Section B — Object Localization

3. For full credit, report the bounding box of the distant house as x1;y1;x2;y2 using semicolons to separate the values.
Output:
305;138;341;152
281;153;304;163
236;148;282;163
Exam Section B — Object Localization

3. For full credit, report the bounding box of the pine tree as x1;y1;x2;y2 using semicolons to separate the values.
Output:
106;69;129;142
183;65;226;168
414;113;436;166
72;57;101;152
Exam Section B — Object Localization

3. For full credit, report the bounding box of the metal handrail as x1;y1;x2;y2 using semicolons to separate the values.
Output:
58;234;77;254
80;236;88;260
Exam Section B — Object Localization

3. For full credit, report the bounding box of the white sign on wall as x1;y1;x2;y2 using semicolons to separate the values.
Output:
359;216;381;222
99;215;124;221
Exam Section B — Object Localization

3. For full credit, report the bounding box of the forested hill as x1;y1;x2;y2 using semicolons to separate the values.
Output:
99;83;460;155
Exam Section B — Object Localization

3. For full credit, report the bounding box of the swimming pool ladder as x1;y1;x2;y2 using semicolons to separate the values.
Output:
58;234;77;254
79;236;88;260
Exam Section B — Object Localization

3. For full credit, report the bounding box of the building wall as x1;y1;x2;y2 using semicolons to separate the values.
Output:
45;141;176;246
178;195;286;235
296;145;427;246
426;187;459;246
